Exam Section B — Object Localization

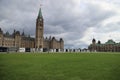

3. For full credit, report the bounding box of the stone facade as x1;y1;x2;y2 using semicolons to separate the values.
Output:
88;38;120;52
0;8;64;51
43;37;64;49
0;28;35;48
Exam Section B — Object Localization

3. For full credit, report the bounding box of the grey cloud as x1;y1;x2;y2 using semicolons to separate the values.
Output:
0;0;119;48
42;0;116;48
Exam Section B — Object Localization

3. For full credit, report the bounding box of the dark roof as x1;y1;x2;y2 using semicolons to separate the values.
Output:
60;38;63;42
4;34;14;38
0;28;3;33
92;38;96;42
15;31;20;35
22;36;35;41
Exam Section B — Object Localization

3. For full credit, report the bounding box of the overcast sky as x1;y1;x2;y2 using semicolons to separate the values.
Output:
0;0;120;49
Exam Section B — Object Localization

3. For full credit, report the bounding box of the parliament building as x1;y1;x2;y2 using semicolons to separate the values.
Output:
88;38;120;52
0;8;64;52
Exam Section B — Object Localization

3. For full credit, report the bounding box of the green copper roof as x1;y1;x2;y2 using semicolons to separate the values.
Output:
115;43;120;46
38;8;43;18
105;39;115;44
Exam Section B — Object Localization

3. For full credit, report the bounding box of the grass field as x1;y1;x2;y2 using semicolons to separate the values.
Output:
0;53;120;80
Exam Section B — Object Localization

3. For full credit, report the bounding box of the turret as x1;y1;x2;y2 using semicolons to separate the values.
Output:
92;38;96;45
22;30;25;36
5;31;9;35
12;29;16;37
49;36;51;40
0;28;3;34
98;40;101;44
52;37;55;41
60;38;63;42
60;38;64;49
15;31;21;48
0;28;3;46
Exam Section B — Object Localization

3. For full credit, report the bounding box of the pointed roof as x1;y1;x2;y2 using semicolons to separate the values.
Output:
0;28;3;33
22;30;25;36
92;38;96;42
6;31;9;35
38;8;43;18
60;38;63;42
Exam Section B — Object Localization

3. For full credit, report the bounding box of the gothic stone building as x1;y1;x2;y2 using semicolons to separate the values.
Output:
0;29;35;48
88;38;120;52
0;8;64;52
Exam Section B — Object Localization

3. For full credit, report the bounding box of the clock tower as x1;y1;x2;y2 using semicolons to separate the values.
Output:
35;8;44;49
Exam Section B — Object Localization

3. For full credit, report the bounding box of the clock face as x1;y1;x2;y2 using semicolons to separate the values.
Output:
40;19;42;21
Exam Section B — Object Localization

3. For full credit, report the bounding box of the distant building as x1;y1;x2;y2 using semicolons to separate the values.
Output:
0;28;35;48
0;8;64;52
88;38;120;52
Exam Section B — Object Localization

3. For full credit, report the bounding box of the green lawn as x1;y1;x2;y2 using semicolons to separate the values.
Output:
0;53;120;80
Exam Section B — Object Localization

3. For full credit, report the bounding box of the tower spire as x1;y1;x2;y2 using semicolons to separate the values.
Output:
22;30;25;36
36;6;44;49
38;7;43;18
